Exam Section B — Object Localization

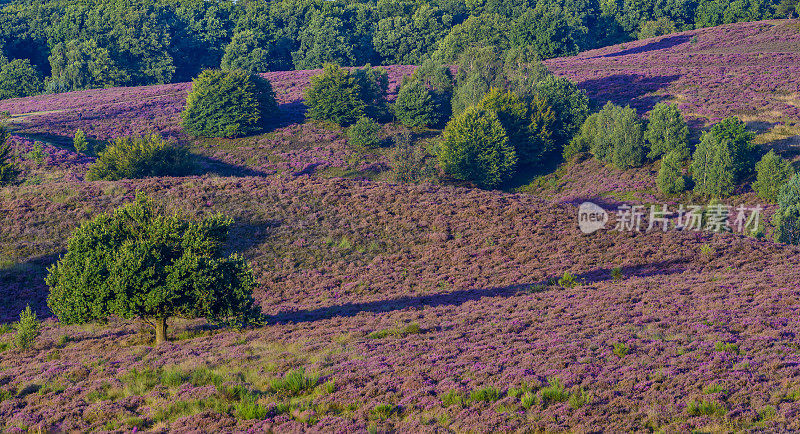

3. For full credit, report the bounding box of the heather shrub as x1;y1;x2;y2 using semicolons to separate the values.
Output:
13;305;40;350
182;69;277;138
0;124;19;186
391;131;434;183
437;106;517;189
753;150;793;202
394;79;439;128
86;134;190;181
73;129;90;155
657;150;688;195
773;176;800;245
45;193;259;345
347;117;381;148
645;102;689;160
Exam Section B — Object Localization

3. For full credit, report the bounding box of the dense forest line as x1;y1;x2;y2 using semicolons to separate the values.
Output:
0;0;798;99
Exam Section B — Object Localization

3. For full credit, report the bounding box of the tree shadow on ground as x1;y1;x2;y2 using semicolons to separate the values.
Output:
262;259;691;324
592;34;691;59
0;251;62;322
576;74;681;114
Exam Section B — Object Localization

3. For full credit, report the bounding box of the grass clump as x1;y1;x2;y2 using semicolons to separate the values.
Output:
234;393;268;420
441;390;465;407
372;403;397;419
686;399;726;417
270;369;319;397
539;377;568;407
469;386;500;403
714;341;739;354
612;342;629;358
368;323;422;339
558;271;578;288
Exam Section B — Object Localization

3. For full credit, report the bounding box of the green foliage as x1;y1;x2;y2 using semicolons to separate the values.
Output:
753;150;793;202
645;102;689;160
394;80;439;128
581;102;647;169
0;124;19;186
73;129;90;155
390;131;434;183
373;4;452;65
221;25;290;74
0;59;42;100
48;39;127;91
291;13;358;70
86;134;190;181
431;13;511;63
558;271;578;288
305;64;388;126
535;75;590;148
686;399;726;417
525;94;558;166
563;113;597;161
638;17;679;39
347;117;381;148
511;5;583;59
45;194;259;344
372;403;397;419
438;106;517;189
13;305;40;350
773;176;800;245
469;387;500;402
657;150;688;195
234;394;268;420
270;369;319;397
182;69;277;138
539;377;568;407
612;342;629;357
441;390;465;407
691;117;755;198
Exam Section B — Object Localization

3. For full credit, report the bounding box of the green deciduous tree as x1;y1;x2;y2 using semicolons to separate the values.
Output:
638;17;679;39
73;129;90;155
347;116;381;148
774;176;800;245
430;14;512;63
438;106;517;189
582;102;647;169
534;75;590;149
305;64;387;126
0;58;43;100
511;5;583;59
46;194;260;345
691;131;736;197
86;134;191;181
753;150;793;202
394;79;439;128
48;38;128;91
657;150;687;195
645;102;690;160
182;69;277;138
373;4;452;65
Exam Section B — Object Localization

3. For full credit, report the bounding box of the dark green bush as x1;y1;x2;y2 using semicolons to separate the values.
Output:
46;193;259;345
394;79;439;128
753;150;793;202
181;69;277;138
774;176;800;245
347;117;381;148
535;75;590;148
305;64;388;126
657;150;687;195
86;134;191;181
438;106;517;189
0;124;19;186
645;102;689;160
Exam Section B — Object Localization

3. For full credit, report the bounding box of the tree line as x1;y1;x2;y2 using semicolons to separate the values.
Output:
0;0;798;99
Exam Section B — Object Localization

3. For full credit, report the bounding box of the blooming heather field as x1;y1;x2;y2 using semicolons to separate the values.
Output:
546;20;800;124
1;21;800;433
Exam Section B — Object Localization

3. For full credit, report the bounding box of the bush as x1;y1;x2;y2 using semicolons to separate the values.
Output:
563;113;597;161
0;59;43;100
645;102;689;160
709;116;756;179
438;106;517;189
583;102;647;169
657;150;687;195
86;134;191;181
45;193;259;345
535;75;590;148
774;176;800;245
638;17;679;39
305;64;388;126
525;94;557;165
691;131;735;198
73;129;90;155
13;305;40;350
347;117;381;148
478;88;528;150
753;150;793;202
181;69;277;138
0;124;19;186
394;80;439;128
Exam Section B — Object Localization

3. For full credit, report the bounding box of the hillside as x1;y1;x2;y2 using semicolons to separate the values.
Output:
1;21;800;432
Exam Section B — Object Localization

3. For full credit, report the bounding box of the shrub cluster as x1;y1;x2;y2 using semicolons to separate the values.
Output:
394;79;439;128
753;150;793;202
182;69;277;138
578;102;647;170
86;133;191;181
347;117;381;148
774;176;800;245
0;123;19;186
691;117;755;197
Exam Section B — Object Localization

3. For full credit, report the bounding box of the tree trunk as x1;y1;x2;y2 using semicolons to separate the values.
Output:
154;318;168;345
